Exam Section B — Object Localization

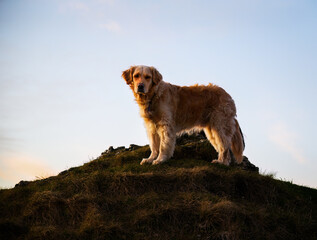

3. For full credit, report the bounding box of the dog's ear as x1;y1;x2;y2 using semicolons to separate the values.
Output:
122;66;135;85
151;67;162;85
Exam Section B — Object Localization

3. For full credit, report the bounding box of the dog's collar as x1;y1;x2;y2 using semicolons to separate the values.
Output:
146;92;157;113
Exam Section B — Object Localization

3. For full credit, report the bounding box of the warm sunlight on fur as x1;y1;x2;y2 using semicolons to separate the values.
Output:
122;65;245;166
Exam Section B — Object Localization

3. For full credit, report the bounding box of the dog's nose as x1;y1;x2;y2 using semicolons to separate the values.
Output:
137;83;145;93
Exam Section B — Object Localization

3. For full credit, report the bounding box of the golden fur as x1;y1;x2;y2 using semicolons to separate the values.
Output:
122;65;244;165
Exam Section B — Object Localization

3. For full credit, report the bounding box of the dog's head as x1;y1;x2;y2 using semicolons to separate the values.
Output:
122;65;162;95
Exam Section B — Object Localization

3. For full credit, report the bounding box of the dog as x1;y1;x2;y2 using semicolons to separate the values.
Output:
122;65;245;166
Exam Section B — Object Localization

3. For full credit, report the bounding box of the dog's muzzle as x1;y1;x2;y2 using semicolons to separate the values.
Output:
137;83;145;94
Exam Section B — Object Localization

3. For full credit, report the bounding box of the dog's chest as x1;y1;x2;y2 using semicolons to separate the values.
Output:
141;105;154;119
140;102;160;122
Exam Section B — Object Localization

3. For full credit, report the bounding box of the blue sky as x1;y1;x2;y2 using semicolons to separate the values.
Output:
0;0;316;188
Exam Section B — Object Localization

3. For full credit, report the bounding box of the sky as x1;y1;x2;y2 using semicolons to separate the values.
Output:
0;0;316;188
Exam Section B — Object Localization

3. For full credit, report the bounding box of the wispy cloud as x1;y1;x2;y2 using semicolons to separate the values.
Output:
99;21;122;33
268;122;307;164
69;2;90;12
96;0;115;5
58;1;121;33
59;0;115;13
59;1;90;15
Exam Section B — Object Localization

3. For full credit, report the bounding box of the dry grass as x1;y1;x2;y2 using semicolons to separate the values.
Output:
0;137;316;240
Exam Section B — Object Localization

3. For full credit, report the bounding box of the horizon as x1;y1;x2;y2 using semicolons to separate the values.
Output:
1;0;316;188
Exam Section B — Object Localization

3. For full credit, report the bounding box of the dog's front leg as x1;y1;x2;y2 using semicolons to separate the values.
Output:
152;124;176;165
140;124;160;165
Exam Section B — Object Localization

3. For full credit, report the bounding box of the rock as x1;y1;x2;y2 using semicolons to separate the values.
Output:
128;144;141;151
114;146;126;155
102;146;129;156
102;146;114;155
116;146;126;151
176;131;206;145
15;180;30;187
240;156;259;172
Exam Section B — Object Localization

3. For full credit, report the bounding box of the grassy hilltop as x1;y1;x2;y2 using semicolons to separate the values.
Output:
0;134;316;240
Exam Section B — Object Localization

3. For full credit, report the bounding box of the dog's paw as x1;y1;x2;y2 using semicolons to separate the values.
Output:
140;158;153;165
211;159;221;164
140;159;148;165
152;159;162;165
211;159;229;166
152;160;160;165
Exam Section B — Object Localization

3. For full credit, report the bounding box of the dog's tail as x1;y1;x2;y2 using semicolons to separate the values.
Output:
231;119;245;163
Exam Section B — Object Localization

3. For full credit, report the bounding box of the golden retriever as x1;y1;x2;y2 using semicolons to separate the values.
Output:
122;65;244;166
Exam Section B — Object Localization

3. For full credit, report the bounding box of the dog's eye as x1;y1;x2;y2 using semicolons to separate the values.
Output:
145;76;151;80
134;74;139;78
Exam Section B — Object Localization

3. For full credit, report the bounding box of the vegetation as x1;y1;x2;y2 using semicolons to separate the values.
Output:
0;134;316;240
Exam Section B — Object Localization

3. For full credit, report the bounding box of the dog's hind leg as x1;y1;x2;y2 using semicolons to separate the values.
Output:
152;124;176;165
212;129;232;166
204;126;218;152
204;126;231;166
231;119;244;164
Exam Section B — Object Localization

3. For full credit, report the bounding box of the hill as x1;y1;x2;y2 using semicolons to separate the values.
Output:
0;134;316;240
